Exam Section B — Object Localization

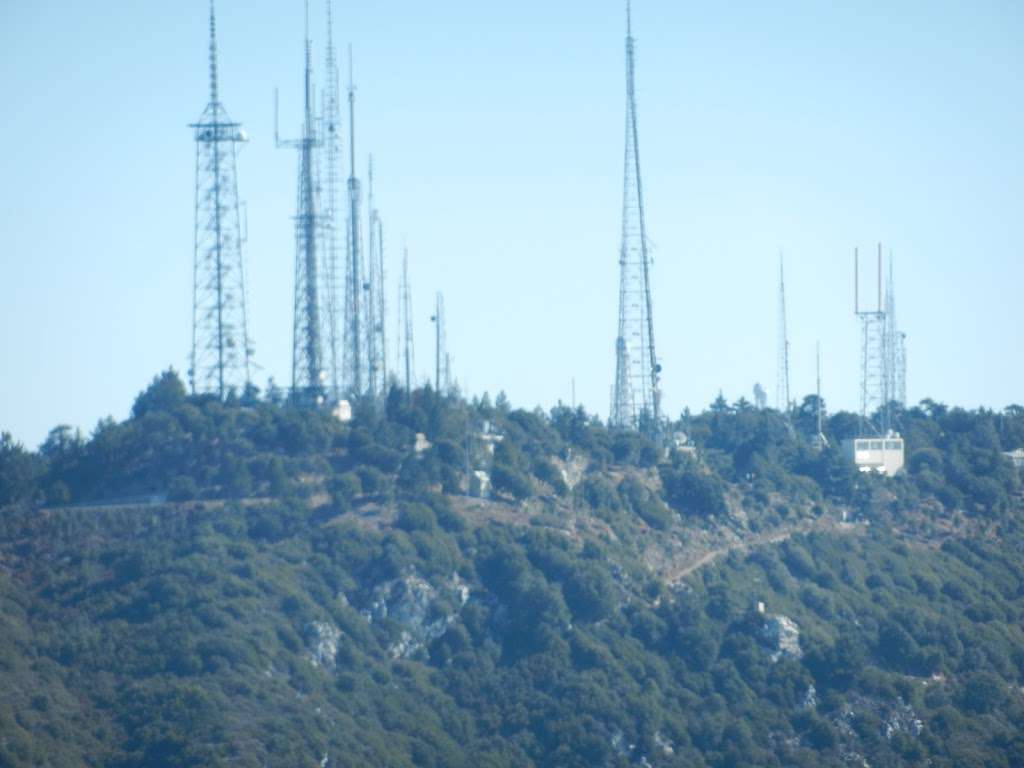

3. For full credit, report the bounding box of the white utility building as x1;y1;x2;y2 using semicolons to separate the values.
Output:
842;434;906;475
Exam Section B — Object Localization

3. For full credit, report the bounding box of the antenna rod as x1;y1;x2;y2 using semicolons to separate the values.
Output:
348;45;356;179
209;0;219;105
274;88;280;145
322;0;343;398
777;251;790;413
877;242;883;312
854;247;859;314
344;43;363;394
816;341;822;436
435;293;442;391
402;246;413;394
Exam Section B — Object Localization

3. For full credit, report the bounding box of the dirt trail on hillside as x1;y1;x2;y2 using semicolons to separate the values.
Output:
657;518;862;586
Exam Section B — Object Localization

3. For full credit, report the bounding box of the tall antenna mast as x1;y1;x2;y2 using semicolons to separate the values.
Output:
366;157;379;396
375;188;387;390
365;157;387;396
431;292;449;393
278;0;325;403
611;0;661;433
342;45;365;395
815;342;828;450
884;253;907;409
398;246;415;393
776;253;790;413
190;0;253;398
321;0;343;400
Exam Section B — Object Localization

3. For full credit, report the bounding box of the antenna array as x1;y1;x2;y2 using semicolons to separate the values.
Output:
187;3;917;431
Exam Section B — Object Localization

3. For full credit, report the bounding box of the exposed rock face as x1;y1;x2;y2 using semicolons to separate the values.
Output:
363;572;470;659
881;698;924;740
653;731;675;756
610;729;633;758
305;621;341;669
414;433;432;454
832;694;922;749
801;684;818;710
761;615;802;661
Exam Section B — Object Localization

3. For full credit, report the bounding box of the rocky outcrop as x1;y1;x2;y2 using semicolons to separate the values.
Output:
363;572;470;659
305;621;342;669
761;615;802;662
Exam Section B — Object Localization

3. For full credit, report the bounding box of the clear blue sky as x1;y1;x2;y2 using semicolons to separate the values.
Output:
2;1;1022;448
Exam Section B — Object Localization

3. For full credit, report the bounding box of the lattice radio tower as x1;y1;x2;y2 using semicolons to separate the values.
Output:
321;0;343;400
776;254;791;413
854;245;888;434
278;2;325;403
190;1;253;398
366;157;387;396
431;292;451;394
342;47;366;396
814;342;829;450
884;256;907;408
397;246;415;393
611;1;661;432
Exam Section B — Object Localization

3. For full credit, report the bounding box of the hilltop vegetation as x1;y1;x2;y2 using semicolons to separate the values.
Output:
1;371;1023;767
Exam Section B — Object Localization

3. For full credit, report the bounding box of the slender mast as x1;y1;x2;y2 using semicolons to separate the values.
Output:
777;253;790;413
611;0;661;431
323;0;343;399
346;45;363;394
401;246;414;394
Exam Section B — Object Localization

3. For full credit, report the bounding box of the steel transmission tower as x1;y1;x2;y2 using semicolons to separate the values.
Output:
374;213;387;390
342;47;366;396
190;1;253;398
366;158;387;395
776;255;791;413
431;292;451;394
278;4;326;403
814;342;829;450
854;245;888;434
884;257;907;408
611;1;661;431
895;332;907;406
321;0;344;400
397;246;415;393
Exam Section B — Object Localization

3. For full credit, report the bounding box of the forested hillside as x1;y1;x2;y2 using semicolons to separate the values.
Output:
1;372;1023;767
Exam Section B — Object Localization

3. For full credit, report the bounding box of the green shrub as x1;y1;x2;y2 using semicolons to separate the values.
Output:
396;503;437;533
